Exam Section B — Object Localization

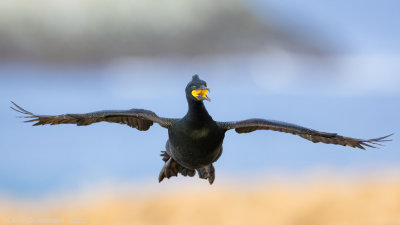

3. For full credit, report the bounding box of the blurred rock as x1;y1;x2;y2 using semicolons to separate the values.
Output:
0;0;328;63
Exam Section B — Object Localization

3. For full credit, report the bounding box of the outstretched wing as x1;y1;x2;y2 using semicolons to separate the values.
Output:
218;119;392;150
11;101;177;130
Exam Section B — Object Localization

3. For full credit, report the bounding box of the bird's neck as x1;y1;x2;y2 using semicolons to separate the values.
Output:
186;99;212;122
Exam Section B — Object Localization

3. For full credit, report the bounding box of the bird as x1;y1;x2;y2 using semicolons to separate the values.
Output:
11;75;393;184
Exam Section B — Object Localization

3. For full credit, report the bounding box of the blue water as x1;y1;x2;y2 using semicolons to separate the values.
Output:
0;59;399;197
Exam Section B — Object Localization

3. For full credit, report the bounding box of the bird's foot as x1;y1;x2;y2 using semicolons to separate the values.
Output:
196;164;215;185
159;151;196;182
158;157;178;182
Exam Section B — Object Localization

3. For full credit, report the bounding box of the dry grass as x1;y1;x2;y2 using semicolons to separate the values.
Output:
1;178;400;225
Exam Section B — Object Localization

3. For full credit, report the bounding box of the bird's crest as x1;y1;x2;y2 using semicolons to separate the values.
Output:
192;74;201;81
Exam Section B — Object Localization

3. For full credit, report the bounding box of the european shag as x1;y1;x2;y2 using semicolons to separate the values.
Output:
11;75;392;184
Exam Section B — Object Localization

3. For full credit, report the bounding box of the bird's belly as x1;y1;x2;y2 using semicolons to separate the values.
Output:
169;143;222;169
167;133;224;169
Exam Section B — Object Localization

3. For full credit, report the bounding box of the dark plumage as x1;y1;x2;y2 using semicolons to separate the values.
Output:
11;75;393;184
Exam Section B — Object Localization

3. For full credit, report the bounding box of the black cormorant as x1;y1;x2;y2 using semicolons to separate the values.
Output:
10;75;392;184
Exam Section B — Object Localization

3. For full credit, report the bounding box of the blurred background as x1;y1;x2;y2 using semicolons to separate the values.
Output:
1;0;400;224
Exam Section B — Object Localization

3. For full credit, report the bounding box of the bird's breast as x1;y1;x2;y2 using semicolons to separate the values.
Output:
188;127;211;139
168;123;225;168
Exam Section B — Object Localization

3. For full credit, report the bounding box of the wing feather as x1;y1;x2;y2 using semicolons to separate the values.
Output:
218;119;392;150
11;101;177;130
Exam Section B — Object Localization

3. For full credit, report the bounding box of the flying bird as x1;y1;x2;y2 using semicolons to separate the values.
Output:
11;75;392;184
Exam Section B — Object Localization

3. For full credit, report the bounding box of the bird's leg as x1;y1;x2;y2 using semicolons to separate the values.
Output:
196;164;215;185
158;157;178;182
159;151;196;182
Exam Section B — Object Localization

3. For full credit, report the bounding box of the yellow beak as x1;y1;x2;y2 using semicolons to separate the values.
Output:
191;88;211;101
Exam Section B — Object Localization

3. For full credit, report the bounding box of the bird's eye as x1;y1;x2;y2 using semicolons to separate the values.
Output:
192;85;197;89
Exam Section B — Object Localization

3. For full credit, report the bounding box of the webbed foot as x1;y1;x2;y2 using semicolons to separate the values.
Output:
197;164;215;184
158;157;179;182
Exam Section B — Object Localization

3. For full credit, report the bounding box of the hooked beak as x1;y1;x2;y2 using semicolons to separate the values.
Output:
191;86;211;102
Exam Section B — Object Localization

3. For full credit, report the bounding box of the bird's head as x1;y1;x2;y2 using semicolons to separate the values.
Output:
186;75;211;102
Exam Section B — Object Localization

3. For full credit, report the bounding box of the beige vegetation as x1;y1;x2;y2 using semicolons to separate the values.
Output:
1;177;400;225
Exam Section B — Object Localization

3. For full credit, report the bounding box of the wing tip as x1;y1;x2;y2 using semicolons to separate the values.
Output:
358;133;394;150
10;101;34;115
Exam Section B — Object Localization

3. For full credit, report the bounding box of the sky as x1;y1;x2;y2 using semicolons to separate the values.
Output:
250;0;400;54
